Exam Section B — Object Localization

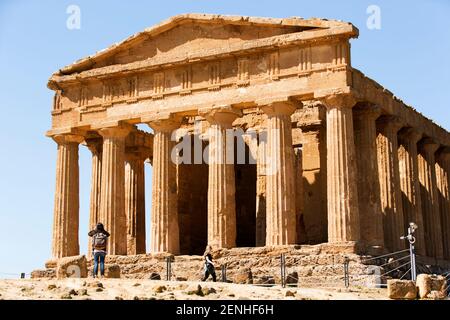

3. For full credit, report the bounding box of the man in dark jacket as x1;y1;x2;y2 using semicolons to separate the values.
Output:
88;223;110;278
201;253;217;282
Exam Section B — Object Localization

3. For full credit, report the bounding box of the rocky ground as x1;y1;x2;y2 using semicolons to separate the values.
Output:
0;278;387;300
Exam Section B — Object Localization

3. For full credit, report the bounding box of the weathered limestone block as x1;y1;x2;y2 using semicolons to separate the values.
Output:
232;268;253;284
104;264;121;278
56;255;88;279
31;269;56;279
387;279;417;300
416;274;447;299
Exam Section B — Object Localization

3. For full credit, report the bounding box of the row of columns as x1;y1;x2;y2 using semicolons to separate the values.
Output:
50;94;450;260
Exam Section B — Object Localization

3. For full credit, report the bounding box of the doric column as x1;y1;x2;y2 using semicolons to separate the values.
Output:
322;94;360;243
256;127;267;247
376;116;405;252
201;106;241;249
147;115;181;254
86;138;102;256
353;105;384;249
259;98;299;245
398;128;426;255
51;134;84;258
125;153;146;255
436;148;450;259
418;138;443;259
298;117;327;244
98;125;131;255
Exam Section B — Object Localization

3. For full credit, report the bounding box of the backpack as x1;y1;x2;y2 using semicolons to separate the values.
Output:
93;232;107;250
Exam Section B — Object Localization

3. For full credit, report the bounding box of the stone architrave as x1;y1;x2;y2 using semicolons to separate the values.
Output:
51;134;84;258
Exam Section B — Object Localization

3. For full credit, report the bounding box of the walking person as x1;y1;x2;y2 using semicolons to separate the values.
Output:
88;223;110;278
201;253;217;282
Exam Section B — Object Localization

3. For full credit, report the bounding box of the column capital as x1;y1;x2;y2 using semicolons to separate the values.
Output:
318;93;356;110
85;138;103;154
353;104;381;120
199;105;242;128
437;147;450;161
146;113;182;132
257;96;302;116
419;137;440;154
52;134;84;145
398;127;423;144
376;115;403;134
97;124;133;139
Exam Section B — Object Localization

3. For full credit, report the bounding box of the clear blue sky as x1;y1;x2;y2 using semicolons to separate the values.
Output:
0;0;449;277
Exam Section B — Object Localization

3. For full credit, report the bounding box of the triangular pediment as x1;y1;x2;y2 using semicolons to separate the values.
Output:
54;13;356;77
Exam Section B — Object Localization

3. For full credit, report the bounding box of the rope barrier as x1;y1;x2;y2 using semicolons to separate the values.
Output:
360;249;410;263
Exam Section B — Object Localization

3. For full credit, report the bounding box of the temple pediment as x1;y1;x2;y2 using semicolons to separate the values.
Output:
51;14;357;81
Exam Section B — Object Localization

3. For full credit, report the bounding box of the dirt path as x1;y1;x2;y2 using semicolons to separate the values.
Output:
0;279;387;300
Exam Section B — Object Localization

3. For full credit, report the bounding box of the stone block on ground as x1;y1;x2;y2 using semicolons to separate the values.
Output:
416;274;446;299
387;279;417;300
56;255;88;279
31;269;56;279
104;264;121;278
233;268;253;284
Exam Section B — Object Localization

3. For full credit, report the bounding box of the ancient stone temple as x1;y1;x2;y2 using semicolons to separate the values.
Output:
46;14;450;267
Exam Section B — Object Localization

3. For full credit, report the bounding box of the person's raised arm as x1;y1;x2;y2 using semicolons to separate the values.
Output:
88;230;96;237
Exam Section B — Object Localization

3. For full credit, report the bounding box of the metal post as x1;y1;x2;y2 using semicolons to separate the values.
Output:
221;264;227;283
400;222;418;282
344;257;349;288
410;242;417;281
166;257;171;281
280;254;286;288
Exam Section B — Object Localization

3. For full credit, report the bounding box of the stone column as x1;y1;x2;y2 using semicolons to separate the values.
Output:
322;95;360;243
147;116;180;254
125;153;146;255
86;138;102;255
418;138;443;259
256;127;267;247
376;116;405;252
51;134;84;258
436;148;450;259
298;119;327;244
398;128;426;255
353;105;384;250
259;99;298;245
98;125;131;255
201;106;241;249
